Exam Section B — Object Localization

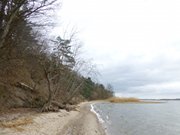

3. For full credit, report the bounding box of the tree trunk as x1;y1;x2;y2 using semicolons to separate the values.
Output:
41;66;53;112
0;7;18;48
0;1;7;31
0;0;26;49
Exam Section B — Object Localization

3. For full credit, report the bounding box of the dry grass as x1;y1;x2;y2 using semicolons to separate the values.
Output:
0;117;33;131
107;97;141;103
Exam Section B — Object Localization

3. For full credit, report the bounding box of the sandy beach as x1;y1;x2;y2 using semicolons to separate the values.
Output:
0;102;105;135
59;102;106;135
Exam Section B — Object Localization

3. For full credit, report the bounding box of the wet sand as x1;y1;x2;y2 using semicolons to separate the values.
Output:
59;102;106;135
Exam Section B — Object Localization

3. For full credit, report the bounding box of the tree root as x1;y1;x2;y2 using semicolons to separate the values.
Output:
41;101;78;112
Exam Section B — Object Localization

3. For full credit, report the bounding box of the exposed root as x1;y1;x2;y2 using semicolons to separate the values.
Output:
41;101;79;112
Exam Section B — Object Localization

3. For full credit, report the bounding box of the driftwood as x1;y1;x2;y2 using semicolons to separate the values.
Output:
41;101;78;112
15;82;35;93
41;103;59;112
51;101;65;109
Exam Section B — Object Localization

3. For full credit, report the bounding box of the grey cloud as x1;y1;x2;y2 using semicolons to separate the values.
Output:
99;55;180;98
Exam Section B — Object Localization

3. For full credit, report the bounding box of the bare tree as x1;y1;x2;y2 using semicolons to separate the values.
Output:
39;36;76;111
107;84;113;92
39;33;99;111
0;0;58;50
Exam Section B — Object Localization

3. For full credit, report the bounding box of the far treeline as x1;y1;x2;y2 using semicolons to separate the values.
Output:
0;0;113;112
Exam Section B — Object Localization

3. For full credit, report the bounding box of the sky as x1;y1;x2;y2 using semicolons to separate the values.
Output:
53;0;180;99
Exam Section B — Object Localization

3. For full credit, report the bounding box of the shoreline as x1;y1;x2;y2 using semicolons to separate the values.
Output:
58;102;106;135
0;102;106;135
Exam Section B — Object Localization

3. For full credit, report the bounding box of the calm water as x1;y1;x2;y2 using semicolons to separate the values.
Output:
92;101;180;135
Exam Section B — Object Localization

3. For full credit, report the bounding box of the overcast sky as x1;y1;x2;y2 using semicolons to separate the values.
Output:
53;0;180;99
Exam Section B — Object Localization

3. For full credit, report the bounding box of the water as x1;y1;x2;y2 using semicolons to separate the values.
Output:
91;101;180;135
